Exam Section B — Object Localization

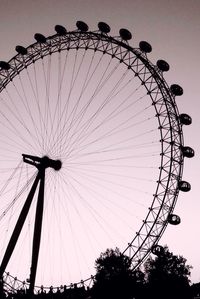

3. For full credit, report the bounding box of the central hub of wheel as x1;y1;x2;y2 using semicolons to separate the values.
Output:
22;154;62;171
41;156;62;171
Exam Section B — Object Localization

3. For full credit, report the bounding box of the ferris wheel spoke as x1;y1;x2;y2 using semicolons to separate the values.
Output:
66;140;159;165
53;174;100;279
54;55;120;154
64;89;150;158
49;52;113;157
64;51;106;133
61;169;150;260
65;162;155;184
47;51;69;155
51;175;102;280
66;126;159;164
67;105;154;159
64;163;153;207
63;67;129;155
58;52;97;152
17;73;43;150
46;50;82;155
0;96;40;155
63;174;123;245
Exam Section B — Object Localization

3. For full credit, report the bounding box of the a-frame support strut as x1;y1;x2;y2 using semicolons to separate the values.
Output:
29;167;45;294
0;154;62;295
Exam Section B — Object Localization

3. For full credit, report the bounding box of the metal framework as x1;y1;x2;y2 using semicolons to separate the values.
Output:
0;23;192;294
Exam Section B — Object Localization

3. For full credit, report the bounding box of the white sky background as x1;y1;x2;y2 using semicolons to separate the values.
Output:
0;0;199;284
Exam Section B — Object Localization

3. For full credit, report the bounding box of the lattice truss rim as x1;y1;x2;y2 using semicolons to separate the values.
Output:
0;29;184;291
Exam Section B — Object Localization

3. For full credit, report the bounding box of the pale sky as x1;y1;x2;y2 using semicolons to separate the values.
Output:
0;0;199;287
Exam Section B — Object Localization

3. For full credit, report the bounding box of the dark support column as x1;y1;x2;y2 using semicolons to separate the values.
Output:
29;168;45;294
0;173;40;278
0;155;61;295
0;276;3;297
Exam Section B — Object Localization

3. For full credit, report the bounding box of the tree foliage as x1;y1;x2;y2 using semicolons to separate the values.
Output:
91;247;144;299
91;246;193;299
144;245;192;299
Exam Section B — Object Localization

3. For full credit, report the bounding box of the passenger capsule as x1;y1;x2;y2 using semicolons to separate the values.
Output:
170;84;183;96
76;21;89;32
119;28;132;41
34;33;47;43
0;61;10;70
151;245;164;256
157;60;170;72
181;146;195;158
98;22;111;33
15;45;28;55
139;41;152;53
55;25;67;35
178;181;191;192
168;214;181;225
179;113;192;125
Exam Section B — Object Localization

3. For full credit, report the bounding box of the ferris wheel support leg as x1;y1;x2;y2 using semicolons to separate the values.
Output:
0;173;41;278
0;276;3;296
29;169;45;295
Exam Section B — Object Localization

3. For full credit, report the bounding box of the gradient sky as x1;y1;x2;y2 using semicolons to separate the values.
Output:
0;0;199;285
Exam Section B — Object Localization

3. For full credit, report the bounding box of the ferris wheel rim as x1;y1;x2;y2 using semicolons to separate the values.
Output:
0;24;190;292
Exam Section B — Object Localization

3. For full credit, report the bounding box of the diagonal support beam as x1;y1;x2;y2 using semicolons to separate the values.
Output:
0;154;62;295
0;172;40;277
29;168;45;294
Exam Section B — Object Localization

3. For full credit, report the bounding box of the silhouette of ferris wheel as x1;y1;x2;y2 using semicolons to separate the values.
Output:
0;21;194;295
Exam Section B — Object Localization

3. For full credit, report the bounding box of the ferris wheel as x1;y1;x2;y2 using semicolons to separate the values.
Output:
0;21;194;295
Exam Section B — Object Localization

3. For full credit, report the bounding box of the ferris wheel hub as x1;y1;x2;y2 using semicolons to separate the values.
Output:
22;154;62;171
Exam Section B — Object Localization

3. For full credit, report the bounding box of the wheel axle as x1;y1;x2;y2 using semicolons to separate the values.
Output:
22;154;62;171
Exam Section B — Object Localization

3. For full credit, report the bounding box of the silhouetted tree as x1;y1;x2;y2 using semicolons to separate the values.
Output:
144;245;192;299
91;247;144;299
190;282;200;298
